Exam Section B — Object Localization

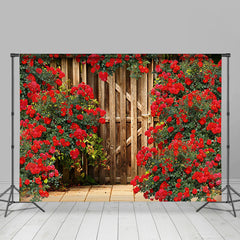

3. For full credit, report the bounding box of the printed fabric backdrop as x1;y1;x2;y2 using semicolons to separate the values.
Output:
19;54;222;202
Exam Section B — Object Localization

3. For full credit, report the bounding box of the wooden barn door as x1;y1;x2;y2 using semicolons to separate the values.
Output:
60;57;154;184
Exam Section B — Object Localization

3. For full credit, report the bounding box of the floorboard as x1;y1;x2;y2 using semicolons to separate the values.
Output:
133;202;160;240
97;202;118;240
118;202;138;240
0;198;240;239
163;202;202;240
53;202;89;240
32;202;75;240
192;202;240;240
75;202;104;240
12;202;60;240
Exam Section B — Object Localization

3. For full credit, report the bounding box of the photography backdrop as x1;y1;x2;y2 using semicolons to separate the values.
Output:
0;0;240;197
19;54;222;202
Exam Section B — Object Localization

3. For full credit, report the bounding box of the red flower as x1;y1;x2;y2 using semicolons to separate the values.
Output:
148;137;154;144
70;148;80;160
133;186;140;194
55;79;62;86
192;189;198;195
206;139;212;145
124;55;130;61
185;78;192;86
167;126;174;133
202;186;209;193
36;68;42;74
152;166;158;172
184;166;192;175
77;114;83;120
44;117;52;125
153;176;160;182
99;71;108;81
99;118;106;124
59;129;64;134
20;157;26;165
199;117;206;125
155;65;162;73
24;179;30;185
35;177;42;185
198;61;203;68
176;183;181;188
38;58;43;64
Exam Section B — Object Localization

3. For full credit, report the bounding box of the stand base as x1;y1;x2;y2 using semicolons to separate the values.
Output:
0;185;45;217
196;185;240;217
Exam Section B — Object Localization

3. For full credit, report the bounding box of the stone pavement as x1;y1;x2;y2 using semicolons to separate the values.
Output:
22;185;150;202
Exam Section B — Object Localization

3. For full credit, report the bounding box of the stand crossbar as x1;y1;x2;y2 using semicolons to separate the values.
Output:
0;54;45;217
196;53;240;217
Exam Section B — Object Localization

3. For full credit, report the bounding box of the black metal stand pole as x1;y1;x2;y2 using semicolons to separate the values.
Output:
0;53;45;217
196;53;240;217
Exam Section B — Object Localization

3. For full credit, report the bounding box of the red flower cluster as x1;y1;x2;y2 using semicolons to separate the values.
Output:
131;54;222;202
20;54;106;201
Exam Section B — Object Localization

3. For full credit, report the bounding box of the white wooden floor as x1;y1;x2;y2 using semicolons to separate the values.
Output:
0;192;240;239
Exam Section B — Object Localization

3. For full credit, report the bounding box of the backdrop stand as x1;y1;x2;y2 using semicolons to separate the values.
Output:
196;53;240;217
0;53;45;217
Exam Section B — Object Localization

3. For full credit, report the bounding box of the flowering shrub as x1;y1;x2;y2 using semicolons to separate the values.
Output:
50;54;158;81
131;54;222;202
20;54;106;201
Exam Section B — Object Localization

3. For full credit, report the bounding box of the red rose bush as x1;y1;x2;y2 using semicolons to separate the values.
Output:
131;54;222;202
20;55;106;201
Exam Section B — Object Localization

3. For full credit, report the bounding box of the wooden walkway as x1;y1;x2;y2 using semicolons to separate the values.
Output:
22;185;148;202
0;186;240;239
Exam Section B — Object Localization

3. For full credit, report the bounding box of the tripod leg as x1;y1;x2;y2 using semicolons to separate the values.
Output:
4;187;13;217
222;186;227;193
32;202;45;212
227;187;236;217
229;186;240;198
14;186;20;192
196;201;209;212
0;186;11;198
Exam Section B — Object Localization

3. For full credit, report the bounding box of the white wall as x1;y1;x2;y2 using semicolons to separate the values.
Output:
0;0;239;189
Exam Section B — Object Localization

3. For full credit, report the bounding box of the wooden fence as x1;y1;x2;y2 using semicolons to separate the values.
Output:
54;56;155;184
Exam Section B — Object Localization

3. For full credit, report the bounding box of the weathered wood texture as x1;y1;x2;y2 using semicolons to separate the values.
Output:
59;57;154;183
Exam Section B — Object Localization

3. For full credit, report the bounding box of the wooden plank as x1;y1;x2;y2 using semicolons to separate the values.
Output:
210;202;240;234
105;116;142;123
140;73;148;176
119;202;138;240
97;202;118;240
12;202;61;240
148;60;154;130
133;202;160;239
54;202;89;240
50;60;56;69
76;202;104;240
0;203;36;231
81;63;87;83
148;202;181;240
131;77;138;179
61;57;68;89
192;202;240;240
98;76;106;184
120;66;127;184
0;203;46;239
177;202;224;240
163;202;202;240
115;82;142;111
116;127;142;155
32;202;75;240
72;57;80;86
109;74;116;184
